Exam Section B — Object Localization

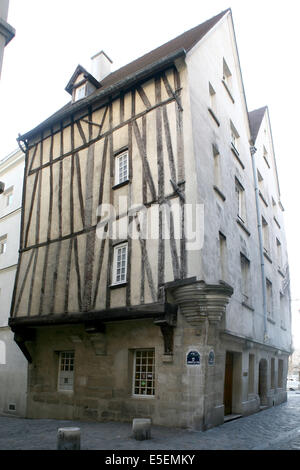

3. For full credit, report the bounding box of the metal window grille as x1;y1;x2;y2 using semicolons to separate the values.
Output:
58;351;74;391
113;243;127;284
133;349;155;396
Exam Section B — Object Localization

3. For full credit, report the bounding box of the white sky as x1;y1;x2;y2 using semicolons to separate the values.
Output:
1;0;300;346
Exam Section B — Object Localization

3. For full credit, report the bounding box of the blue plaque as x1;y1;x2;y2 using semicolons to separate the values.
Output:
187;350;200;365
208;350;215;366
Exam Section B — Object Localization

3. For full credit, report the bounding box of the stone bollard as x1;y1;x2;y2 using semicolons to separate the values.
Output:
132;418;151;441
57;427;81;450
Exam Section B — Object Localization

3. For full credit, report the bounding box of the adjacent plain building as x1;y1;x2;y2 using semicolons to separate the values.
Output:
0;0;15;78
9;9;291;429
0;148;27;416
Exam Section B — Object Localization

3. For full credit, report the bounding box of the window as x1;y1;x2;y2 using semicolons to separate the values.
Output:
74;83;86;101
112;242;128;285
235;178;246;223
0;235;7;255
280;293;286;330
219;232;227;280
223;58;232;90
58;351;74;391
208;83;219;126
266;279;273;318
213;145;221;188
240;253;251;301
257;169;264;192
263;146;270;168
276;238;282;268
262;217;270;253
230;121;239;153
4;187;13;207
133;349;155;397
115;151;129;186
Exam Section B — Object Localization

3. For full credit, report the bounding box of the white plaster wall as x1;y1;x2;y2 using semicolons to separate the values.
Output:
253;111;291;351
0;327;27;417
0;149;27;416
184;13;290;352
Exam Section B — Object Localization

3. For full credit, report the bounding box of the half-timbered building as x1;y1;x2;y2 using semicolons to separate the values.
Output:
9;9;291;429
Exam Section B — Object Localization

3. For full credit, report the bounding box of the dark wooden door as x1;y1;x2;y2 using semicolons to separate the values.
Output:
224;352;233;415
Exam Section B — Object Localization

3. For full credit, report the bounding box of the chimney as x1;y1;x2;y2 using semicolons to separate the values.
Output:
91;50;112;82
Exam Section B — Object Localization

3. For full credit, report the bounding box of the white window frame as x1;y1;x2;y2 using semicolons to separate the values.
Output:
58;351;75;392
209;82;217;114
112;242;128;285
74;83;86;102
223;58;233;89
266;279;273;317
235;179;246;223
0;235;7;255
4;187;13;207
132;349;155;398
240;253;251;301
230;121;240;153
262;217;270;253
115;151;129;186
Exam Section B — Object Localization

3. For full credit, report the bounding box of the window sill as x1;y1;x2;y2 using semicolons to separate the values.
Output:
213;185;226;201
236;218;251;236
208;107;220;127
267;316;276;325
278;268;285;278
231;145;245;169
274;216;281;229
259;190;268;207
263;251;272;264
112;179;130;190
222;79;235;103
110;282;127;289
242;301;255;312
131;395;155;399
263;155;270;168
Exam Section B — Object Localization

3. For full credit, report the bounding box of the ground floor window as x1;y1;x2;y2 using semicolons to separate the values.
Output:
133;349;155;397
58;351;74;391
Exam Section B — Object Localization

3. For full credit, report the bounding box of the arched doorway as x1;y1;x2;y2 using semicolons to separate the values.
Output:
258;358;268;406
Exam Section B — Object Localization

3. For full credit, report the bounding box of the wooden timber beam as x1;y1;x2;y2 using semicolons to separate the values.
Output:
13;329;36;363
9;303;178;330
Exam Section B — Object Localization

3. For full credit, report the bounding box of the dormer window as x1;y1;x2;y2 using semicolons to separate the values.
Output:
74;83;86;102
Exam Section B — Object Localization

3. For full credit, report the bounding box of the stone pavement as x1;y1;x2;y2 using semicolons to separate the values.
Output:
1;392;300;451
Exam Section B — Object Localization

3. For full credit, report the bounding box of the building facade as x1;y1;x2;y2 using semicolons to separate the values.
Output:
9;9;291;429
0;0;15;79
0;148;27;416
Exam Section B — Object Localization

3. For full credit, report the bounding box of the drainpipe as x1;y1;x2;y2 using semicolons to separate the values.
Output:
250;145;268;342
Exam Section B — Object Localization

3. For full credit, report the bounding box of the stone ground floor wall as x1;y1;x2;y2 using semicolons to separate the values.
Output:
24;316;289;430
0;327;28;417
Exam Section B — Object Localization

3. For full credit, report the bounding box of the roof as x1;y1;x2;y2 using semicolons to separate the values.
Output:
248;106;267;143
19;9;231;142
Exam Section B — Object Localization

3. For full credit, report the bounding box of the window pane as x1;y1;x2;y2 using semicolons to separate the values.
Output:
133;350;155;396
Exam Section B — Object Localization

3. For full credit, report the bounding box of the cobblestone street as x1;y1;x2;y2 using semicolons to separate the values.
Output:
0;392;300;451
